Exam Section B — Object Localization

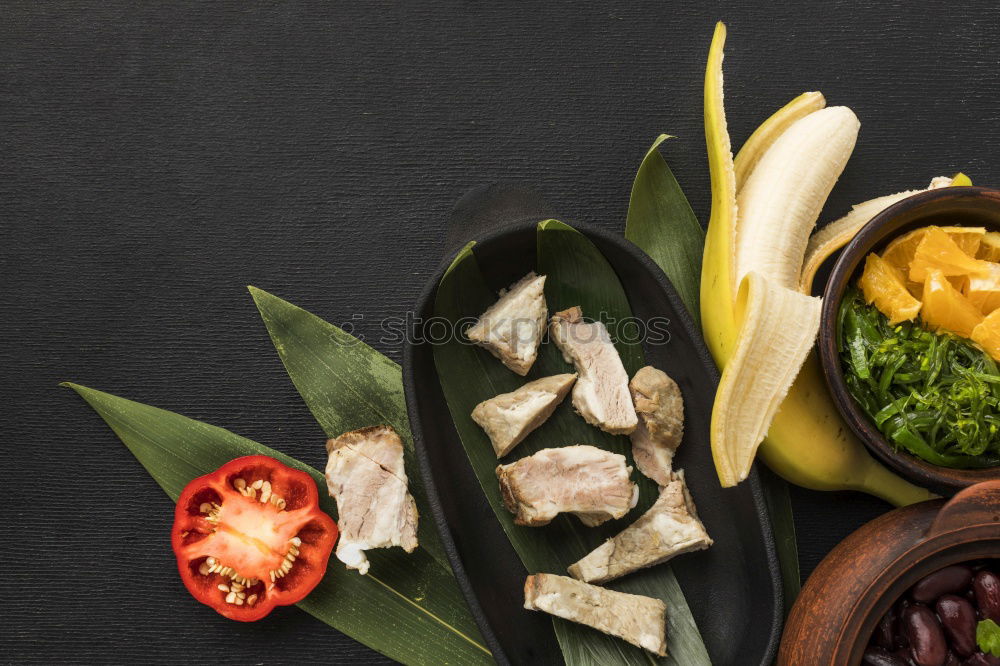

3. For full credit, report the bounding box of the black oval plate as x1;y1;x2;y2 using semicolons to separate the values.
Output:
402;185;782;665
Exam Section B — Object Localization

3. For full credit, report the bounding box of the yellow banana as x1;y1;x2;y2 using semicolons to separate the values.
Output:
700;22;937;506
700;22;739;365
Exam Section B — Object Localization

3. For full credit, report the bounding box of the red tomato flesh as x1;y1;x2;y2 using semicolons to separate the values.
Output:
172;455;338;621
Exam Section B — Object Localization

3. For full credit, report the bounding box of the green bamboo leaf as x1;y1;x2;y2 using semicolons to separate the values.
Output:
759;466;801;616
624;135;705;324
432;222;710;665
622;135;801;608
63;382;491;666
248;286;446;568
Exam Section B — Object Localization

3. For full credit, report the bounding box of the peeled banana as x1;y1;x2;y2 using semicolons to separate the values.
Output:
735;106;859;291
700;23;937;504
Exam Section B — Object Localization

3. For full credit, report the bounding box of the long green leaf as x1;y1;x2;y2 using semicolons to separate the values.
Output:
624;135;705;323
64;383;491;665
432;221;710;665
759;466;800;616
622;136;801;608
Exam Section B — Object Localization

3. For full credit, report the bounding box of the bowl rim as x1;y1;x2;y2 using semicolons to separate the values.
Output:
818;185;1000;493
843;525;1000;663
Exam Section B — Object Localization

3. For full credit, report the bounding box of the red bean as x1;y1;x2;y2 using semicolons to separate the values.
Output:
937;595;978;657
945;651;961;666
896;599;913;649
963;654;1000;666
975;571;1000;623
876;607;899;651
863;647;908;666
912;566;975;603
903;604;948;666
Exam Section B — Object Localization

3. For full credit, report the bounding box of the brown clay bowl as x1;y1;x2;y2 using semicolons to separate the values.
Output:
778;480;1000;664
818;186;1000;494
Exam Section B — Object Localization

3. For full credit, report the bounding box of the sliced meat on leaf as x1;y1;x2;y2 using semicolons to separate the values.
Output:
629;365;685;487
471;373;577;457
325;425;418;574
549;306;637;435
568;471;712;584
524;573;668;656
466;272;547;376
496;445;637;527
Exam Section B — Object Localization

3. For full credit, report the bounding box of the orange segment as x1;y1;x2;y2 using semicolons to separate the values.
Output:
882;225;986;274
977;231;1000;263
908;226;991;283
963;261;1000;315
971;309;1000;361
921;268;984;337
858;254;922;324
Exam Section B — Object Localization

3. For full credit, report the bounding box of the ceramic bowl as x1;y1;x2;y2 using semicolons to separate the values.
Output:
779;480;1000;664
818;186;1000;493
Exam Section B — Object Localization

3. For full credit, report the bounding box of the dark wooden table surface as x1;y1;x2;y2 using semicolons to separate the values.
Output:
4;2;999;663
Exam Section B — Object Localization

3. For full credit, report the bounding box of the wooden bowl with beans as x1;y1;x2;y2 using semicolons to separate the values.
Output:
779;481;1000;665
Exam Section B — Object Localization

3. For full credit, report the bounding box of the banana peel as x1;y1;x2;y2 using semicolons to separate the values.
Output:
700;22;740;364
701;22;937;506
799;172;973;294
734;91;826;192
711;272;821;484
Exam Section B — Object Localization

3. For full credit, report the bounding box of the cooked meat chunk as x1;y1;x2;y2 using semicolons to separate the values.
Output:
472;373;577;457
496;445;637;527
629;365;685;487
524;573;667;656
568;471;712;584
549;306;637;435
467;272;547;376
324;425;419;574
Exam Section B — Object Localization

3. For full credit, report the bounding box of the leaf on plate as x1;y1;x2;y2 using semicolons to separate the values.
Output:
431;221;711;665
63;383;490;666
623;136;801;609
758;466;801;614
624;135;705;324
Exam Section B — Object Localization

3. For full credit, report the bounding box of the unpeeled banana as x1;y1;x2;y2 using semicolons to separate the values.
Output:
700;22;938;504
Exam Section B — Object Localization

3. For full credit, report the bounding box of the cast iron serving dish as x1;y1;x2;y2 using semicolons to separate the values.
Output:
819;186;1000;493
402;185;782;665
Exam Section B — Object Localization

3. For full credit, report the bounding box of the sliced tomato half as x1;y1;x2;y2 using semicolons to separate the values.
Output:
171;455;338;621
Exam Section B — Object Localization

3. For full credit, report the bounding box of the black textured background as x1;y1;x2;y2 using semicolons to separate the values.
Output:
3;2;999;664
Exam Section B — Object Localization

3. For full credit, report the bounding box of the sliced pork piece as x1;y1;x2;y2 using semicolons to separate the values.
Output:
324;425;419;575
549;306;637;435
496;445;637;527
524;573;667;656
466;272;547;376
629;365;685;487
568;471;712;584
472;373;577;457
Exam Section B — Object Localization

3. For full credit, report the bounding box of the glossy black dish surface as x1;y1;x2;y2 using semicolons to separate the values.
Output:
402;185;782;665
